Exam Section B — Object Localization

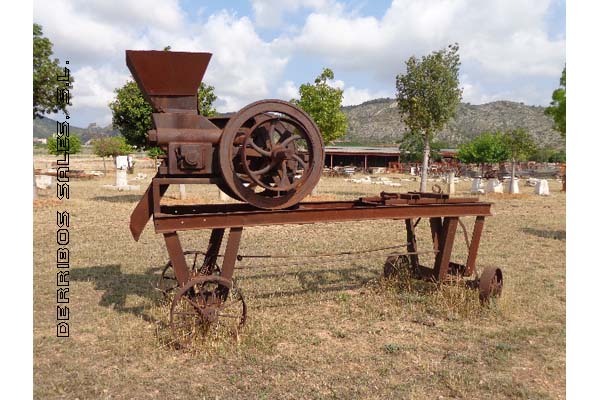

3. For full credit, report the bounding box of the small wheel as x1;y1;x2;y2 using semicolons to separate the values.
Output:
157;251;220;299
169;275;247;348
219;100;324;209
478;267;503;303
383;255;411;279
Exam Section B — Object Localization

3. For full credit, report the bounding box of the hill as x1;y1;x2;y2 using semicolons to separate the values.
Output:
33;117;119;143
341;99;564;148
33;99;564;149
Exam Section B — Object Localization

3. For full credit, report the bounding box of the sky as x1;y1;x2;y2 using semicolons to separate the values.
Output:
33;0;565;128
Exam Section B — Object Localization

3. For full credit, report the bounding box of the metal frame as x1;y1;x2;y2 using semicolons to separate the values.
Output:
131;177;492;288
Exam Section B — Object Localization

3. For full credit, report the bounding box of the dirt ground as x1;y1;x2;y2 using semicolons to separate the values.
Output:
33;154;565;399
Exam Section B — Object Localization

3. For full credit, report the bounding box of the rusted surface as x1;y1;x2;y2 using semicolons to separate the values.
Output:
432;217;459;282
126;50;323;209
219;99;324;209
126;50;502;341
479;266;503;303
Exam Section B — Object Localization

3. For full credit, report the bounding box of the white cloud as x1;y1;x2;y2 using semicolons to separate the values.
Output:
251;0;338;28
33;0;564;126
70;66;129;110
277;80;299;100
342;86;391;106
285;0;565;84
34;2;291;121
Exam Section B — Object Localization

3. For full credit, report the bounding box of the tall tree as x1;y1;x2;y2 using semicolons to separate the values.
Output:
502;128;537;193
545;66;566;138
33;23;73;118
292;68;348;144
457;132;509;177
109;81;218;149
396;43;462;192
91;136;133;174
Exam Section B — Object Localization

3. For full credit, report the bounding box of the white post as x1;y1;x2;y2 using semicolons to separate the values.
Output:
179;184;187;200
447;171;455;194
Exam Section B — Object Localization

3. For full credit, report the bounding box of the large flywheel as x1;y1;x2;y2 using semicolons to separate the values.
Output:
219;100;324;209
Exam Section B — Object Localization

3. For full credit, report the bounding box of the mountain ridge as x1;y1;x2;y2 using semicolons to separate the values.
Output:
341;98;564;148
34;98;564;149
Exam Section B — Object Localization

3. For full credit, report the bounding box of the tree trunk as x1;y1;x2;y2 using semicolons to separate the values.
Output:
102;157;107;175
509;159;516;194
419;135;430;192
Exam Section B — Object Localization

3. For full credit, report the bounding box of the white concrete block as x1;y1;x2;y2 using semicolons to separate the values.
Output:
508;179;520;194
534;179;550;196
485;179;503;194
447;172;455;194
116;169;128;187
471;178;484;194
35;174;53;189
115;155;128;170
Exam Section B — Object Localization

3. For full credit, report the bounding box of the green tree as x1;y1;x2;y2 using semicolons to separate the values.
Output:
110;81;218;149
396;43;462;192
457;132;509;176
398;133;447;163
549;149;566;163
502;128;537;193
531;146;560;163
545;66;566;138
91;136;133;173
198;82;218;117
33;23;73;118
292;68;348;144
47;134;82;155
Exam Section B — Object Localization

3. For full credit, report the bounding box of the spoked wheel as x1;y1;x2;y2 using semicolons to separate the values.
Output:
478;267;503;304
157;251;220;299
219;100;324;209
169;275;247;348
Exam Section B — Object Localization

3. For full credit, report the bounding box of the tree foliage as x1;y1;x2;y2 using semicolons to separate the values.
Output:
396;43;462;191
545;67;566;137
198;82;218;117
457;132;509;166
33;23;73;118
292;68;348;144
47;134;82;155
109;81;218;149
147;146;165;159
531;146;565;163
502;128;537;163
109;81;153;149
91;136;133;158
396;44;462;139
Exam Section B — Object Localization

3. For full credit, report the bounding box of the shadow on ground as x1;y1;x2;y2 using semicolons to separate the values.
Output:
522;227;566;241
70;264;164;322
238;264;382;301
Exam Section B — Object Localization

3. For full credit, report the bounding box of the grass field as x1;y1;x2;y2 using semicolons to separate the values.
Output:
33;155;565;399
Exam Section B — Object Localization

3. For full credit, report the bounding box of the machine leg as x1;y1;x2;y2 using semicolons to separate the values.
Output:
405;219;420;271
465;216;485;277
430;217;443;251
432;217;459;281
163;231;189;286
219;227;243;281
200;228;225;274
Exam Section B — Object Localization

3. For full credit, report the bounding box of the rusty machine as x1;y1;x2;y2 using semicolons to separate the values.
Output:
128;50;503;347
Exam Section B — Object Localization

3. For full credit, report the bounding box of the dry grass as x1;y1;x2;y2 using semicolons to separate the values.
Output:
33;155;565;399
